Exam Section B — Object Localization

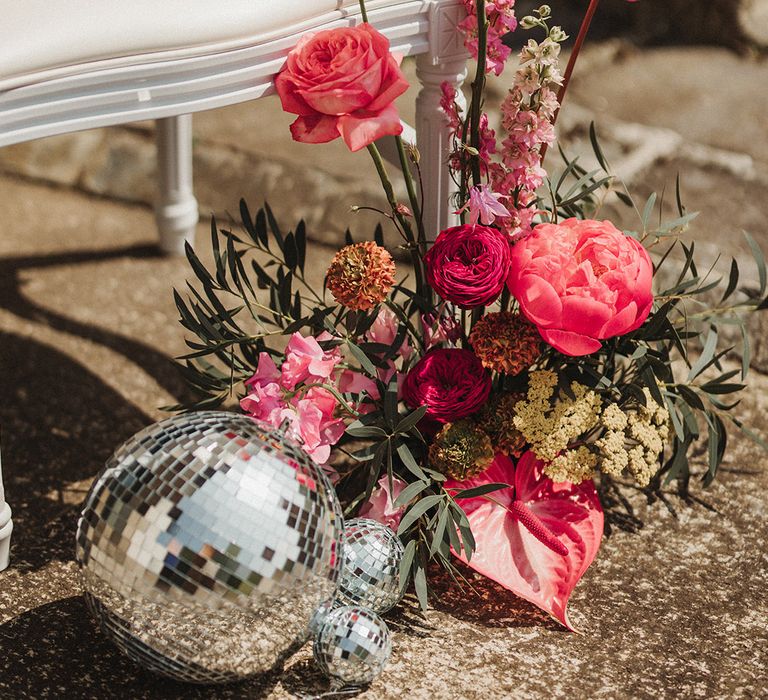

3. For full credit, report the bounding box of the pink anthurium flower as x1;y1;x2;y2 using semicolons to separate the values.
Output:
445;451;603;630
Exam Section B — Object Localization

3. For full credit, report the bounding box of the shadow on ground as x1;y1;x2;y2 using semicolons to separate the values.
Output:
0;243;199;571
428;562;564;631
0;245;194;408
0;330;156;571
0;596;287;699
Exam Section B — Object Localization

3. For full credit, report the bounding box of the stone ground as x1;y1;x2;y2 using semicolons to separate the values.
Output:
1;43;768;698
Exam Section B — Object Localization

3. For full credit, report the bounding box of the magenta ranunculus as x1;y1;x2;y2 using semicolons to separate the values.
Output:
507;218;654;356
274;24;409;152
424;224;512;309
402;348;491;423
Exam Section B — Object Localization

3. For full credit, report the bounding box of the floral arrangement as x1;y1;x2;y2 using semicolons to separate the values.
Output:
174;1;766;627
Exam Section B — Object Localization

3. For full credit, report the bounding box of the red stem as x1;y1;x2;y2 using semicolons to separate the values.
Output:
540;0;601;164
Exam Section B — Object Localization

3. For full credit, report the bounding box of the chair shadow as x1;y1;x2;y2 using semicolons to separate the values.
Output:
0;330;156;571
0;244;199;572
0;596;280;699
0;244;195;409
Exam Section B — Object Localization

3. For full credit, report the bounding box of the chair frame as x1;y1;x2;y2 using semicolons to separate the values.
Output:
0;0;469;570
0;448;10;571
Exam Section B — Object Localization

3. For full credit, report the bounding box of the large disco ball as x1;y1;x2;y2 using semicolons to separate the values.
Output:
75;411;344;684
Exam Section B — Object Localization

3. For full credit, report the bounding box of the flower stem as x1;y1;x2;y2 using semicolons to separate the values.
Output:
540;0;601;165
395;136;426;249
366;143;427;297
358;0;369;23
468;0;488;188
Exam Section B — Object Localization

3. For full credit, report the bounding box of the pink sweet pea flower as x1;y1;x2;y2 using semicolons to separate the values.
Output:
338;369;383;414
240;352;286;423
245;351;281;386
359;475;408;529
286;387;346;465
239;381;284;425
281;332;342;390
366;307;412;360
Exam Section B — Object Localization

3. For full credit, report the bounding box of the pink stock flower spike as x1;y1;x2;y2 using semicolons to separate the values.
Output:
445;451;603;631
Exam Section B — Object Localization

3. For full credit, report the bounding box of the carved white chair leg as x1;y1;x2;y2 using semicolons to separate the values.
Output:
415;53;468;239
0;446;12;572
154;115;199;255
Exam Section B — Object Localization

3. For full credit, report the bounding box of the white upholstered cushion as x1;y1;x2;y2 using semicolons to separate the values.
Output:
0;0;407;90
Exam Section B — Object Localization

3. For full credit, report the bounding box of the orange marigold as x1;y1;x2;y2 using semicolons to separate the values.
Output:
326;241;395;310
469;311;541;375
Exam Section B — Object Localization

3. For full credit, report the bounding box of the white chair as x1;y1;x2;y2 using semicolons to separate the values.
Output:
0;447;10;571
0;0;469;569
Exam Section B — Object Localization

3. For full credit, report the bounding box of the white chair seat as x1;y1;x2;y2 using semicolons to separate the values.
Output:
0;1;400;91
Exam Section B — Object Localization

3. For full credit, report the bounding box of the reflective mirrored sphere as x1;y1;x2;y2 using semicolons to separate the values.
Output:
336;518;404;614
75;411;344;683
313;605;392;686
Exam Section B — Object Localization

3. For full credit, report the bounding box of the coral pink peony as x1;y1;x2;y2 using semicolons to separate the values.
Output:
425;224;511;309
275;24;409;152
507;218;653;356
359;475;408;529
402;348;491;423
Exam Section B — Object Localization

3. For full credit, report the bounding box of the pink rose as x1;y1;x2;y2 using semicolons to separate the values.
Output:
425;224;512;309
359;475;408;529
275;23;409;152
507;218;654;356
402;348;491;423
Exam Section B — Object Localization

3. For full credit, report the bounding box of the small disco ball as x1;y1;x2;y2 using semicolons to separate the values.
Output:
308;598;334;638
75;411;344;684
313;605;392;686
335;518;404;614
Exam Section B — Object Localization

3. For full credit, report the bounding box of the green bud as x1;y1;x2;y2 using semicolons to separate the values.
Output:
549;26;568;43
